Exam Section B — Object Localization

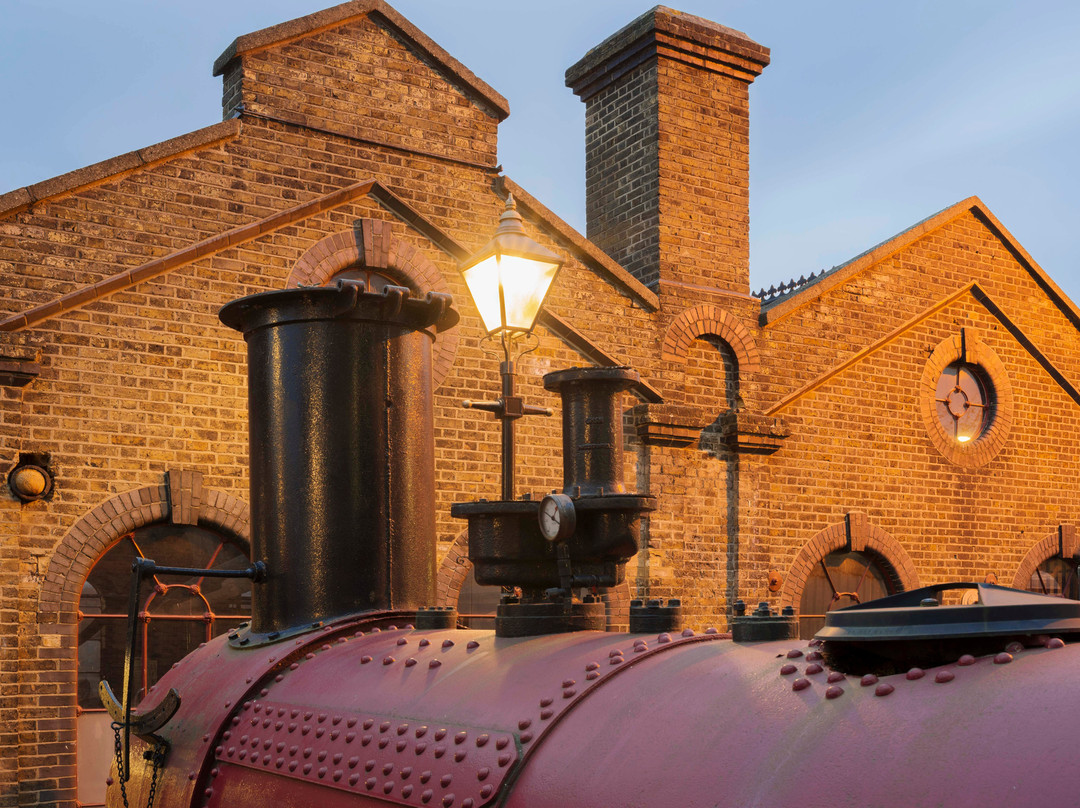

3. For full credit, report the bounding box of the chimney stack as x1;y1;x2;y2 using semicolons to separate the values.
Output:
566;7;769;294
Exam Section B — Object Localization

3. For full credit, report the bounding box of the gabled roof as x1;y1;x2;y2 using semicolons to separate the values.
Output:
760;196;1080;332
212;0;510;121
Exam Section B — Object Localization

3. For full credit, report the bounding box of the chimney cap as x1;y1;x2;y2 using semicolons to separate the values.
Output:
566;5;770;100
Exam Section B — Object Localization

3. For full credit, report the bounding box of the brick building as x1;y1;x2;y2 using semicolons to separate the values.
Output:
1;2;1077;805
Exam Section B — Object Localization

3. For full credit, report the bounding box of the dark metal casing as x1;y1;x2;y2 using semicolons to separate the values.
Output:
220;281;455;640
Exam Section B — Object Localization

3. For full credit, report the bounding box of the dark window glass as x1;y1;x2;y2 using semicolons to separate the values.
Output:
1027;555;1079;600
798;551;893;639
935;362;992;443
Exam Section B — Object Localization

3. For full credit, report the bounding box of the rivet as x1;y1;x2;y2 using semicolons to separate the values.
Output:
379;721;391;732
240;735;250;745
232;717;240;725
397;740;407;752
610;658;623;666
383;656;395;665
480;785;494;799
349;773;360;786
405;658;418;667
289;745;298;756
252;703;261;714
321;645;331;652
372;628;382;633
434;745;446;758
454;750;467;762
520;731;533;743
825;685;843;699
442;640;455;649
958;654;976;666
540;709;554;720
291;710;301;719
561;679;575;688
338;637;348;644
275;757;284;768
826;672;845;684
288;723;298;733
366;777;377;790
379;738;390;749
806;651;823;662
397;637;408;646
333;770;343;782
875;683;895;697
429;659;442;668
383;763;395;776
275;722;284;731
277;708;286;718
540;697;553;708
563;689;577;699
301;725;311;736
333;752;343;764
473;733;489;748
223;731;232;740
362;719;375;730
315;727;325;738
402;785;414;798
906;667;925;680
994;652;1013;665
442;795;455;807
467;641;480;650
317;713;327;723
935;670;955;683
330;730;340;740
463;800;474;808
288;761;298;771
495;737;509;751
415;742;428;754
361;656;372;665
349;756;359;768
705;627;719;635
301;762;311;774
263;738;273;749
634;645;647;653
204;789;213;798
792;678;811;692
421;789;433;803
434;729;447;741
401;766;413;779
804;663;823;675
681;629;695;638
419;638;431;648
387;625;397;631
365;760;376;772
355;631;365;638
383;781;395;794
585;670;599;681
303;747;313;758
188;772;196;781
421;771;432;783
658;633;672;644
397;724;410;736
441;774;453;787
1047;637;1066;649
609;650;623;658
780;664;797;676
860;674;878;686
1005;641;1024;654
305;653;316;660
498;752;512;767
415;726;428;738
786;649;803;659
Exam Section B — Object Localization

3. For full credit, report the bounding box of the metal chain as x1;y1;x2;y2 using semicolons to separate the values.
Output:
111;722;167;808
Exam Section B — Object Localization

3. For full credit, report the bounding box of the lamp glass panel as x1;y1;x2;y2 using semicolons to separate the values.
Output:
497;254;560;331
462;255;505;333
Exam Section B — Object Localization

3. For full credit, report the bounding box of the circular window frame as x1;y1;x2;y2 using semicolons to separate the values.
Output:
919;331;1012;468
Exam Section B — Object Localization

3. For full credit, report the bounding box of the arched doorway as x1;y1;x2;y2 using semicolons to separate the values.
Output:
798;550;895;639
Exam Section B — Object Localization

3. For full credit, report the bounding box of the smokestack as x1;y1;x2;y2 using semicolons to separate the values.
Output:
566;7;769;293
220;280;456;639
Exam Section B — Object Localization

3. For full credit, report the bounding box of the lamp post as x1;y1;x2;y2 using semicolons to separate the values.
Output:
460;194;564;501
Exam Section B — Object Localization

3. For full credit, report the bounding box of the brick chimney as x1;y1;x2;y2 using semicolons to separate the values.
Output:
566;7;769;294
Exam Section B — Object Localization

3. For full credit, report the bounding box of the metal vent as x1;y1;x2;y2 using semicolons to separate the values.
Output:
816;583;1080;674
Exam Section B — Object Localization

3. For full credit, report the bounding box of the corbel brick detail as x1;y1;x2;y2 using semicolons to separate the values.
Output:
167;468;204;525
1012;525;1077;590
780;514;919;610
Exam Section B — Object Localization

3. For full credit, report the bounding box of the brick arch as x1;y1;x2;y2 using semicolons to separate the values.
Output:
39;469;250;615
1012;525;1077;590
661;304;760;375
436;530;632;631
780;513;919;610
286;218;458;389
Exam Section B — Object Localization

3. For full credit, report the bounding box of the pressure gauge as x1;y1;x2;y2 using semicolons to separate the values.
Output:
538;493;576;542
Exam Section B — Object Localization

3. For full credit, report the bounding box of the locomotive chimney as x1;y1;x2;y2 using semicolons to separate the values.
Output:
220;280;456;641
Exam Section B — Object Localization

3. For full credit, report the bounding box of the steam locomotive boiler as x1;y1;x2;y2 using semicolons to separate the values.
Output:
103;281;1080;808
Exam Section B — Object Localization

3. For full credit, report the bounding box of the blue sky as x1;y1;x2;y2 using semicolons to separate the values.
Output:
2;1;1077;301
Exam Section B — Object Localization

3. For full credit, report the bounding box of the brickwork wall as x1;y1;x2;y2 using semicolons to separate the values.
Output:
582;62;660;285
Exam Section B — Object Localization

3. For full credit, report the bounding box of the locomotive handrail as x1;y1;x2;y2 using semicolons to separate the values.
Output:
101;557;268;784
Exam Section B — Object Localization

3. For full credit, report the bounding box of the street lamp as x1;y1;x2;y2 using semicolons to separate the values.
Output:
460;194;564;501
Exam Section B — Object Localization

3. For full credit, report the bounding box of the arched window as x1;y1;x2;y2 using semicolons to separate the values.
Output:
798;550;895;639
1027;555;1079;599
76;524;250;806
934;361;993;444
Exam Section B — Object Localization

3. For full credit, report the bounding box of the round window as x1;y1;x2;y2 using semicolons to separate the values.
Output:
934;362;993;444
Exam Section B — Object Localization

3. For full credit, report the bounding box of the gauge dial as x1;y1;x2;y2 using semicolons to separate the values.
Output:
538;493;576;542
